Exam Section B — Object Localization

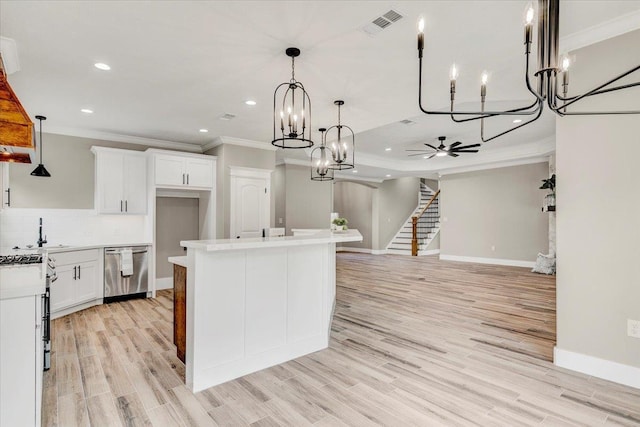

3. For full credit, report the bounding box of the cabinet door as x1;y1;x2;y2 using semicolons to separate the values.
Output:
185;158;213;188
75;260;100;304
123;154;147;214
97;152;125;213
155;155;185;186
0;296;37;427
50;264;76;312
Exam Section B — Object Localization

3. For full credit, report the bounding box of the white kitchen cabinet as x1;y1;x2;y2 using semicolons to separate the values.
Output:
152;152;214;189
92;147;147;214
50;249;101;315
0;294;43;427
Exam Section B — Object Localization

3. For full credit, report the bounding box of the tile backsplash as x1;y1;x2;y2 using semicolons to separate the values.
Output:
0;208;151;250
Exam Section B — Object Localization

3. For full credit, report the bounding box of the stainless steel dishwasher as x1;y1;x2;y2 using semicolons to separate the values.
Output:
104;246;149;303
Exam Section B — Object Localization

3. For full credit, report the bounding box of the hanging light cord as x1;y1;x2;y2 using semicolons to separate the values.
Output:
38;118;44;164
290;55;295;83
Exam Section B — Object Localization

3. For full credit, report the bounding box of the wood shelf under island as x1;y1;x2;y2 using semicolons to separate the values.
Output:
176;229;362;392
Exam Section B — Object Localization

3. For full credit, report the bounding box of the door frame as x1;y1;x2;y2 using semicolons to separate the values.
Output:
229;166;272;239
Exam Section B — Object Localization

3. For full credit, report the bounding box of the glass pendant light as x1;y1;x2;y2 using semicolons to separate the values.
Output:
30;115;51;177
310;128;334;181
326;100;355;170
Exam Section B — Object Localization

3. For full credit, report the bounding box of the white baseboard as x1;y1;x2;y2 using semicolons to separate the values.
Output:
417;249;440;256
554;347;640;390
439;254;535;268
156;277;173;290
336;247;387;255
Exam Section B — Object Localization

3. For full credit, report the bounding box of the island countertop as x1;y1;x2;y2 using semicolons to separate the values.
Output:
181;229;362;252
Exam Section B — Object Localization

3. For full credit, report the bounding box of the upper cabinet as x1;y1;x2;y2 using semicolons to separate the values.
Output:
151;151;214;189
92;147;147;214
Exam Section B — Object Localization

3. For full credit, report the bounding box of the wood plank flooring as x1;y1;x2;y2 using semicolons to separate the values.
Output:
43;253;640;426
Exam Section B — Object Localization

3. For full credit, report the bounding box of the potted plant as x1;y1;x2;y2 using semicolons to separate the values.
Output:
540;174;556;211
332;217;348;231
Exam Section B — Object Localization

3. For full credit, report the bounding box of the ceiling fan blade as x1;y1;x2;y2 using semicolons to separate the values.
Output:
425;154;437;159
450;153;459;157
449;141;462;149
453;143;481;150
406;149;431;152
454;150;479;153
423;143;439;151
408;152;430;157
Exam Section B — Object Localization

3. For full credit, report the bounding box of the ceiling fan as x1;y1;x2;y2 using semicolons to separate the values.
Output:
407;136;481;159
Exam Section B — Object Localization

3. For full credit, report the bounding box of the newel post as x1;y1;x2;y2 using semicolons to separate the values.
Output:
411;216;418;256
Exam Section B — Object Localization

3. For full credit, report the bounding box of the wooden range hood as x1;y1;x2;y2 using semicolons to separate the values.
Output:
0;53;34;163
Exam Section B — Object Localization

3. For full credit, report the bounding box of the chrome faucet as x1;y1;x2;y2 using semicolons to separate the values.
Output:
37;217;47;248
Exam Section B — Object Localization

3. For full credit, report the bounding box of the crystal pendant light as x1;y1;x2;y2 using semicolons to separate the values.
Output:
310;128;334;181
272;47;313;149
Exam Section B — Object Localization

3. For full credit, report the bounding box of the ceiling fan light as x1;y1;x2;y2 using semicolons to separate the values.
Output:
436;152;448;157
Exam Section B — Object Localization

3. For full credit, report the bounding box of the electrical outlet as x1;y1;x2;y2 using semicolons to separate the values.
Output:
628;319;640;338
278;218;283;224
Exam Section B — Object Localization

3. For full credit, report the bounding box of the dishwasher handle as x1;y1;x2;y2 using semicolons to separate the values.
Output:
105;248;148;255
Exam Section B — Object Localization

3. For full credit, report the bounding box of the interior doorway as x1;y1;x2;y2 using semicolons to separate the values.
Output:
230;167;271;239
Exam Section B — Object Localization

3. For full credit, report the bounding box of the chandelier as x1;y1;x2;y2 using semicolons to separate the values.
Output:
326;100;355;170
416;0;639;143
310;128;334;181
272;47;313;149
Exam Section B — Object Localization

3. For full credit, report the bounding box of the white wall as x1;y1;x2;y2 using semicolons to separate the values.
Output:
556;29;640;377
439;162;549;264
284;164;333;234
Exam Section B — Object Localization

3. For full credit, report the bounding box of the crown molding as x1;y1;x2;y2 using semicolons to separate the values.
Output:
282;158;309;167
44;126;203;153
334;175;384;184
560;10;640;53
204;136;278;152
437;156;550;177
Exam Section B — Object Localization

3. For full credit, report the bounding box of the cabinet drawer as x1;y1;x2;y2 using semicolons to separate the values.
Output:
51;249;100;266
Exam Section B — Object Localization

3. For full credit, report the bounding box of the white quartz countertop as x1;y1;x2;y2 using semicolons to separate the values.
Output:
168;256;187;268
2;242;152;255
181;229;362;252
0;262;47;300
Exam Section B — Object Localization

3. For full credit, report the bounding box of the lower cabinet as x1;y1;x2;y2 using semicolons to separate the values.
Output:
50;249;102;315
0;294;43;427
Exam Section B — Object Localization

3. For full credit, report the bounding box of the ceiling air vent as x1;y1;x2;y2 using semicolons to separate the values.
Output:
219;113;236;121
361;9;404;36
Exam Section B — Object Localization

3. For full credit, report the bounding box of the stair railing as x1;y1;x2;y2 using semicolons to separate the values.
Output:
411;189;440;256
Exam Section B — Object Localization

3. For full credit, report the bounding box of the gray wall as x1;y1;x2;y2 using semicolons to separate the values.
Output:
8;133;145;209
375;177;421;250
274;164;286;229
155;197;199;278
334;181;374;249
203;143;276;238
283;164;333;234
556;30;640;368
439;163;548;261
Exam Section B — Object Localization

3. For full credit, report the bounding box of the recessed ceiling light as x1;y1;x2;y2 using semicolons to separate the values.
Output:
352;170;358;173
199;129;209;133
385;174;391;177
80;108;93;114
245;100;257;106
513;119;522;123
94;62;111;71
385;147;392;151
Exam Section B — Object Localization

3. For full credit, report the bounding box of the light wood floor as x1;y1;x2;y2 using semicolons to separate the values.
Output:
43;253;640;426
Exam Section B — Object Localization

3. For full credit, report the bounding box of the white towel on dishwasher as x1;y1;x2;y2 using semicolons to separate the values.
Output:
120;249;134;276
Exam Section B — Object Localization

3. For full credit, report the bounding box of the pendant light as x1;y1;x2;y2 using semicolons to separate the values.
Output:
310;128;334;181
272;47;313;149
326;100;355;170
30;115;51;177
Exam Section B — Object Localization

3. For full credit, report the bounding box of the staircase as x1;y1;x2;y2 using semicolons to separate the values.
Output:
386;183;440;255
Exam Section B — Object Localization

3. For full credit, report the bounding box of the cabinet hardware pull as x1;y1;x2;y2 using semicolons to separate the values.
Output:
73;266;77;280
187;174;189;185
125;200;128;212
182;173;185;184
4;188;10;207
78;265;81;279
120;200;123;212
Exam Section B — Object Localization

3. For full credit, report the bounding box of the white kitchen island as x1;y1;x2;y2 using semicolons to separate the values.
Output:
180;229;362;392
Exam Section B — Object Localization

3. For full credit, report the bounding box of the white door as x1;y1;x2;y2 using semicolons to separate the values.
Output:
231;176;270;239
